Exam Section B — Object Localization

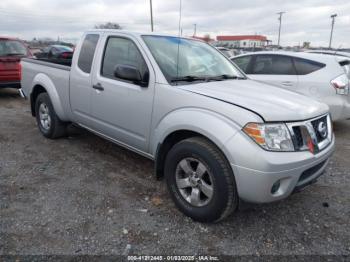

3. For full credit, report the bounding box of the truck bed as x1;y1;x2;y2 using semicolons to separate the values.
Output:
20;57;72;121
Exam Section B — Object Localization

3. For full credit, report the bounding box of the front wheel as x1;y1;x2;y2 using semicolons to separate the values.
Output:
164;137;238;222
35;93;67;139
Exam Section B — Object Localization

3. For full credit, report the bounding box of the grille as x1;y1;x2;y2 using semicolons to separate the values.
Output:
292;126;304;149
298;160;327;183
287;114;331;154
311;116;328;143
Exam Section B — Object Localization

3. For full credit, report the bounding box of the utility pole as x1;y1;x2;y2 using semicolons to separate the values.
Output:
277;11;285;47
150;0;154;32
329;14;337;49
193;24;197;37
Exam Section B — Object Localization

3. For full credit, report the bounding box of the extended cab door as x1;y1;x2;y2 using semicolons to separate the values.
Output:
70;34;100;126
246;54;299;91
89;34;155;152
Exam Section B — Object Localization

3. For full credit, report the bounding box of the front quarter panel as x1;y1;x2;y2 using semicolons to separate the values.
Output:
149;83;264;161
151;108;241;159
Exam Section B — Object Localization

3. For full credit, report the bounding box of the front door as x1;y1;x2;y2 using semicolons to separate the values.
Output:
90;35;155;152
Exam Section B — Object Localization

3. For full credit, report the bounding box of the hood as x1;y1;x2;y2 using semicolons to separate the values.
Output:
179;79;329;122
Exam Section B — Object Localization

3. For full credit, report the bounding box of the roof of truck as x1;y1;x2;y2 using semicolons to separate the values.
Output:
84;29;203;41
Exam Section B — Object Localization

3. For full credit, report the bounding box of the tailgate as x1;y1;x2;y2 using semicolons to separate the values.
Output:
0;57;21;82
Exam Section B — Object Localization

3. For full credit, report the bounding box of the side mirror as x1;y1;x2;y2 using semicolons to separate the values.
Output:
114;64;148;87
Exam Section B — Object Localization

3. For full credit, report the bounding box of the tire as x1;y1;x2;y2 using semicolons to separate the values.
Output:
164;137;238;223
35;92;67;139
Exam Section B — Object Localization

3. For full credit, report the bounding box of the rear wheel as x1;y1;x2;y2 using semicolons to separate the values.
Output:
164;137;238;222
35;93;67;138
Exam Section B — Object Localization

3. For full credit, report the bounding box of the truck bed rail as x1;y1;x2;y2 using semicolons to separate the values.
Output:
21;58;71;71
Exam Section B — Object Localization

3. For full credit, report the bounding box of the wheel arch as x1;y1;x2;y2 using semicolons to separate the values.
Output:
30;73;68;121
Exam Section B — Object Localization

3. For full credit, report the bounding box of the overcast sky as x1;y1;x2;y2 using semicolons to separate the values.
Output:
0;0;349;47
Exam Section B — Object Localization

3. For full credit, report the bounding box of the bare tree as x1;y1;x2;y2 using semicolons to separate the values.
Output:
94;22;123;30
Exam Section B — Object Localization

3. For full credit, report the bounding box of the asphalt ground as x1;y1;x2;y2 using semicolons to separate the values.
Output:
0;88;349;259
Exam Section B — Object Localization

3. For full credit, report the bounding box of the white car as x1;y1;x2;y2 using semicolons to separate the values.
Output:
216;47;234;58
231;51;350;121
306;50;350;58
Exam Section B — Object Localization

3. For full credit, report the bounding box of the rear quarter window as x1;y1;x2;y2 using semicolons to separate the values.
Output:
293;58;325;75
77;34;100;73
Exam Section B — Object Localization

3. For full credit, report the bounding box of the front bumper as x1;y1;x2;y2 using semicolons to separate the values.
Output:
226;132;335;203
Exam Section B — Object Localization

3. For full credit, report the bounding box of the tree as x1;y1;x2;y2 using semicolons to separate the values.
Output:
94;22;123;30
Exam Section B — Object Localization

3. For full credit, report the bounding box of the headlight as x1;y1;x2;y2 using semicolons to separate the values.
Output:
243;123;294;151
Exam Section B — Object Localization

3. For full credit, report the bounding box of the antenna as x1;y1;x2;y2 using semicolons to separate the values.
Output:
175;0;182;83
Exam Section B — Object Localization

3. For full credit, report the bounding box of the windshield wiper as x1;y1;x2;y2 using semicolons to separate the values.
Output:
206;74;246;81
170;74;246;84
170;75;208;83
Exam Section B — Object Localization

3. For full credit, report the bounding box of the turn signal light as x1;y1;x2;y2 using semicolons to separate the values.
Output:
243;123;266;146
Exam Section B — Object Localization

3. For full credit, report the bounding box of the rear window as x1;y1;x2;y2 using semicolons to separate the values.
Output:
78;34;99;73
293;58;325;75
0;40;28;57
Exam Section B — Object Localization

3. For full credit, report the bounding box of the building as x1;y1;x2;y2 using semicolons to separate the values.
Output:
191;35;215;43
216;35;270;48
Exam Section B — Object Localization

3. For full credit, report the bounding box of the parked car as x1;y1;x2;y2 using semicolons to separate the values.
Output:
20;31;334;222
0;37;31;89
35;45;73;60
231;51;350;121
306;50;350;58
216;47;234;58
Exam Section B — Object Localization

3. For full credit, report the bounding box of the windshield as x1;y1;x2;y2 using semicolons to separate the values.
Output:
142;35;245;84
55;45;73;52
0;40;28;56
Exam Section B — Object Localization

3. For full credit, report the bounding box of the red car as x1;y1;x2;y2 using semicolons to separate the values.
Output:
0;37;32;89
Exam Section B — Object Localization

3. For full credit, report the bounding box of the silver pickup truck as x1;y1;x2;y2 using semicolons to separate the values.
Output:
20;30;335;222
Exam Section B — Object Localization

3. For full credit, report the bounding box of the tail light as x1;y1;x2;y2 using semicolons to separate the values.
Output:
61;52;70;58
331;74;349;95
18;62;22;78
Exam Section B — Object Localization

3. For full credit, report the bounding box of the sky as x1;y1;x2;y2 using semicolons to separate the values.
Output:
0;0;349;47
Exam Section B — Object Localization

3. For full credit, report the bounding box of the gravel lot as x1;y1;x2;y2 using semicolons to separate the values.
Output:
0;88;349;257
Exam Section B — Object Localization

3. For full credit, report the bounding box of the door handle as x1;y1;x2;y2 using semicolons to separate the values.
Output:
93;83;104;91
281;81;293;87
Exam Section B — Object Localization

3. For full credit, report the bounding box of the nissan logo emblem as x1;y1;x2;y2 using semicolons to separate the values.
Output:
317;121;327;138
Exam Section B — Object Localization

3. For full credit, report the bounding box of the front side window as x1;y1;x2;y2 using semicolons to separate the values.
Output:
142;35;244;84
232;56;252;73
252;55;296;75
78;34;99;73
101;37;149;84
